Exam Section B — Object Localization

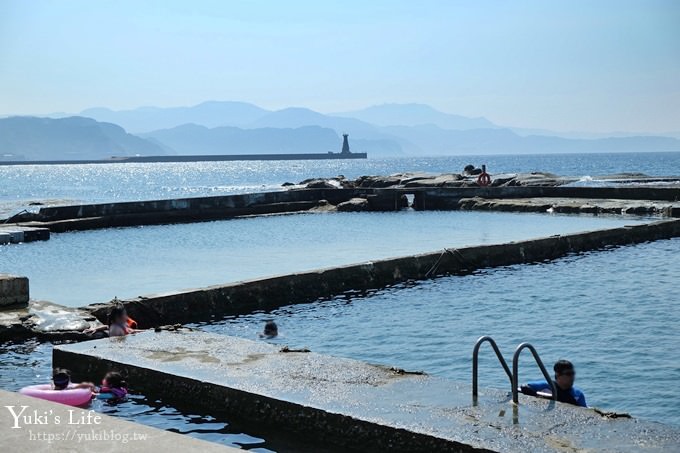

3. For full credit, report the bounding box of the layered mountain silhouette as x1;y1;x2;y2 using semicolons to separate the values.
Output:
81;101;268;132
2;101;680;161
379;124;680;154
0;116;164;161
334;103;497;130
142;124;340;155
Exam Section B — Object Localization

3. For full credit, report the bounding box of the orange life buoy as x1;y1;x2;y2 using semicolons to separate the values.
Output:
477;172;491;186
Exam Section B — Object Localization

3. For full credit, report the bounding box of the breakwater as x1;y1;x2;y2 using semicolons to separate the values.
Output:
0;152;368;166
5;185;679;231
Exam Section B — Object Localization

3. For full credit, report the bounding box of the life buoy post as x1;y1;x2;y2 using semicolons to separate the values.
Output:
477;164;491;187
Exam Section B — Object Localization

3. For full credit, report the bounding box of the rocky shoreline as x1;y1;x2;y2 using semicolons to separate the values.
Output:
287;170;680;190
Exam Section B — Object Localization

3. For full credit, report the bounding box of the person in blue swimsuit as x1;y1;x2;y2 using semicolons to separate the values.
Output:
520;359;587;407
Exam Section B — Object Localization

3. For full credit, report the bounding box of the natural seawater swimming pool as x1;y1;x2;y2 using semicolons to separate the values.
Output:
193;238;680;427
0;218;676;449
0;210;650;307
1;238;677;451
1;154;678;450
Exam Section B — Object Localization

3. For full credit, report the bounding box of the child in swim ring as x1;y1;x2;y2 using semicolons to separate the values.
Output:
52;368;95;391
96;371;128;400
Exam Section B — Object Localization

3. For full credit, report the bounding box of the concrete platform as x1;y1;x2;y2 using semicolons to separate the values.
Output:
0;389;239;453
54;331;680;452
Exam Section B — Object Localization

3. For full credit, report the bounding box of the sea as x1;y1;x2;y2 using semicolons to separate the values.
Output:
1;152;679;217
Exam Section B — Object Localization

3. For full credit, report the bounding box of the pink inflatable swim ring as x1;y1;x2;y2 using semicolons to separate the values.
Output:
19;385;92;406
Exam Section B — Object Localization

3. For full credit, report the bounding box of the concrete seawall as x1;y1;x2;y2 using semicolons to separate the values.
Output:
87;218;680;328
19;189;358;231
32;186;680;219
6;185;678;231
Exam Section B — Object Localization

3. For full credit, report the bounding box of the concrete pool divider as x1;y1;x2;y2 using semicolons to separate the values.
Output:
52;331;680;452
5;185;679;232
6;189;361;232
86;218;680;328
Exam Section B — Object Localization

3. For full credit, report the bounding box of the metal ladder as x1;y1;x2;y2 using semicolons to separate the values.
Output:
472;336;557;403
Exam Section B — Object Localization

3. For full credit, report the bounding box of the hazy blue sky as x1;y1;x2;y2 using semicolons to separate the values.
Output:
1;0;679;132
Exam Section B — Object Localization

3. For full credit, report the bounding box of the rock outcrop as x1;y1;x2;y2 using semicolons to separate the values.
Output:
337;198;370;212
0;300;103;342
290;171;574;190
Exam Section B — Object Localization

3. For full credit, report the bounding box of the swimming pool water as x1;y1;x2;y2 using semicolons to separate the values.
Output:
1;238;677;450
0;210;648;307
0;340;321;452
194;238;680;426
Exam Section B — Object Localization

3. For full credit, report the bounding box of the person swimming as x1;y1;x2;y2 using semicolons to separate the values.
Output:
520;359;587;407
96;371;128;400
52;368;95;391
260;320;278;338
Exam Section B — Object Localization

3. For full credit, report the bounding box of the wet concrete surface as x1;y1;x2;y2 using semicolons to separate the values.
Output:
54;331;680;452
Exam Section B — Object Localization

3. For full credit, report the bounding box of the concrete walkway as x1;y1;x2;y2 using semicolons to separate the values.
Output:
54;331;680;452
0;389;239;453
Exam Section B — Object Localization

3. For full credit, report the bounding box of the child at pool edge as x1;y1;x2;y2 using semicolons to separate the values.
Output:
53;368;95;391
84;304;142;337
107;304;137;337
96;371;128;400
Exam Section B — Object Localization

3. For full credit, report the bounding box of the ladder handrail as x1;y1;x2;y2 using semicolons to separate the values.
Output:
472;336;513;397
511;342;557;404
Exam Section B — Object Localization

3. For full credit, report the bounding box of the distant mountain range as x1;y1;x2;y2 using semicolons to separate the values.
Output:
334;103;497;130
142;124;341;155
80;101;268;132
0;116;164;161
2;101;680;161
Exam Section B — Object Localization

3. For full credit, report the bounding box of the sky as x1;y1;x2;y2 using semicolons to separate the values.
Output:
1;0;679;133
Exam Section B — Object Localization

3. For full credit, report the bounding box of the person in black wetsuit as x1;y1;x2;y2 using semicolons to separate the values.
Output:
520;359;587;407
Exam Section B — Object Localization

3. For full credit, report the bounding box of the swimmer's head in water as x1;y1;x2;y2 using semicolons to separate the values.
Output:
554;360;576;389
263;321;278;337
53;368;71;390
102;371;127;389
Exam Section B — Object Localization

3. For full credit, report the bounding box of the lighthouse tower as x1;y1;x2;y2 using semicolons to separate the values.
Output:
341;134;351;154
